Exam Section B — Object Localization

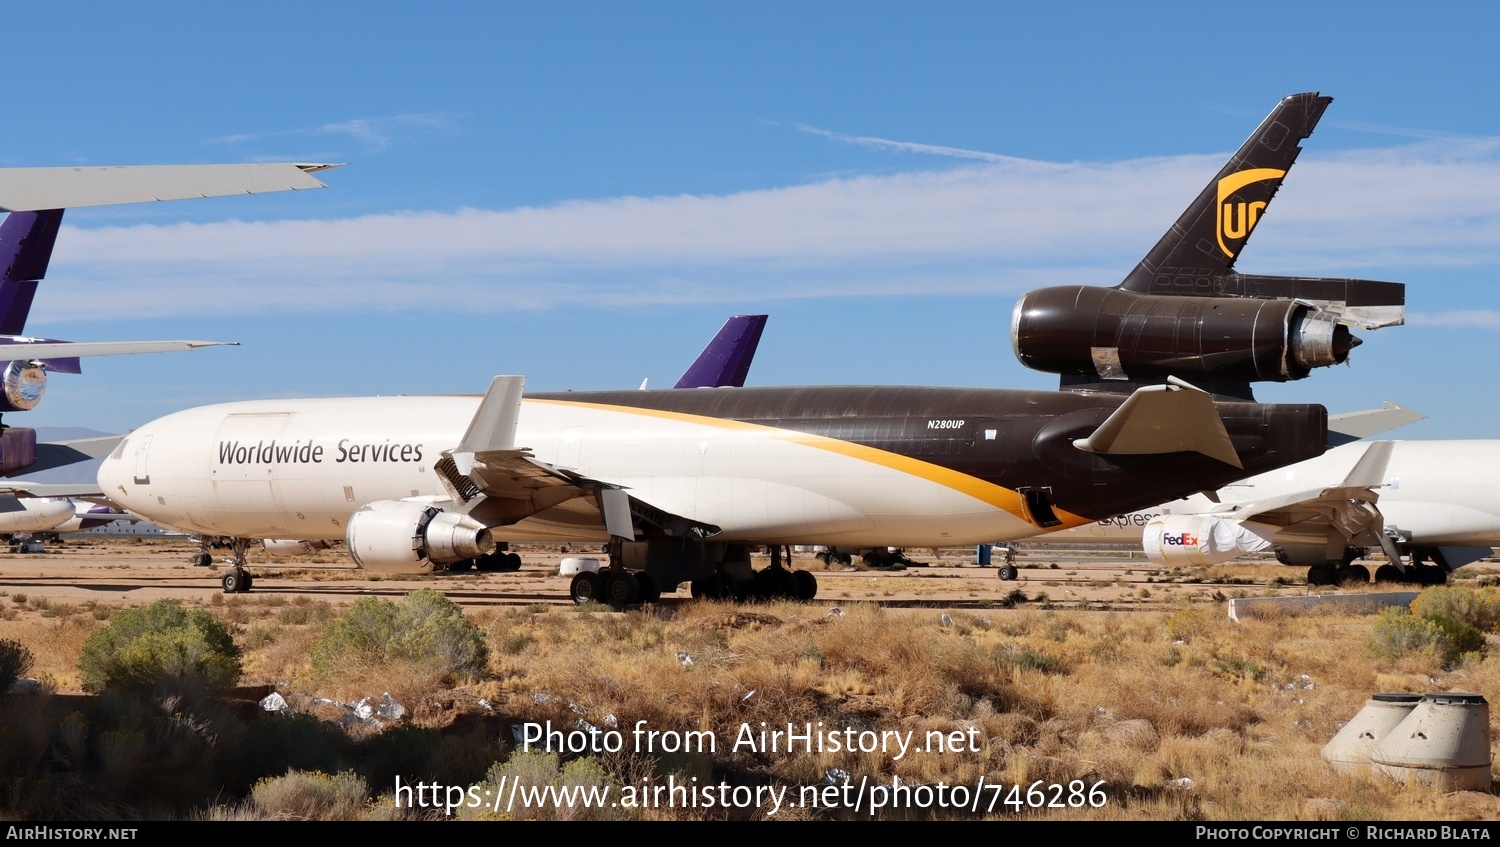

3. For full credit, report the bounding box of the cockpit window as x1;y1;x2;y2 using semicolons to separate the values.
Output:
109;438;129;460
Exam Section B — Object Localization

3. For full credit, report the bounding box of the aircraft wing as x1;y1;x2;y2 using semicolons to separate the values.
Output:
0;340;237;360
0;163;338;212
0;435;125;479
0;483;104;498
1201;441;1395;548
435;375;719;541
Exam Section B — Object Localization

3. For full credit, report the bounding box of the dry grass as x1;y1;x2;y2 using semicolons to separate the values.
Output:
3;586;1498;820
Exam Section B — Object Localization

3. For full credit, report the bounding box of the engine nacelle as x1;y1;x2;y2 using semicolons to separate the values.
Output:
1011;286;1359;385
1142;514;1277;567
345;500;494;574
0;362;46;412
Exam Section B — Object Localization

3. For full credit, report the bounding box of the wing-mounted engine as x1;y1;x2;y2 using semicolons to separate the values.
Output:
1010;92;1403;400
344;499;494;574
1142;514;1277;567
0;361;45;412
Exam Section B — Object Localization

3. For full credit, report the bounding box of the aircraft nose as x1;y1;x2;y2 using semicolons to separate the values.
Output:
97;449;128;494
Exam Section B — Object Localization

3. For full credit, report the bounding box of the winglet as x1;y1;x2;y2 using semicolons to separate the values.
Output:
1340;441;1394;488
1072;376;1242;468
454;376;525;475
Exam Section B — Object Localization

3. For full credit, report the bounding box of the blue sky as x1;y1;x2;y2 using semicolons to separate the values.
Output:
7;2;1500;438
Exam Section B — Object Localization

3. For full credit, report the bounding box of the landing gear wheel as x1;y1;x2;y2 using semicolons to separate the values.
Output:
503;552;522;572
1307;564;1336;586
193;552;213;568
450;558;476;572
793;569;818;601
1416;564;1449;586
997;563;1019;582
604;571;640;608
636;572;661;604
753;568;798;601
570;571;603;605
1373;564;1404;584
242;572;254;592
691;573;731;600
221;570;250;593
1336;564;1369;585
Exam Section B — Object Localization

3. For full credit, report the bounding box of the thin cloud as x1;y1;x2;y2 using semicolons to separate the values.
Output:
794;123;1044;167
209;112;462;151
35;139;1500;323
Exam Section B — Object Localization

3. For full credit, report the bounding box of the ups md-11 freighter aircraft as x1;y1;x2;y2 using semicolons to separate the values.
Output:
99;93;1407;603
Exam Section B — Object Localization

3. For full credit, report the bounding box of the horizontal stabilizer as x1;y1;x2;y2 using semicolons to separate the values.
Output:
0;339;237;361
0;163;338;212
1072;377;1241;468
1327;402;1425;445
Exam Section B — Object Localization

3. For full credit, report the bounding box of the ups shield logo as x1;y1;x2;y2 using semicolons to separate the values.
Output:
1216;167;1285;258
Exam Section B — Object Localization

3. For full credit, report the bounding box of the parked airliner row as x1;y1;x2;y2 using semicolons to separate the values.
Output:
99;93;1407;602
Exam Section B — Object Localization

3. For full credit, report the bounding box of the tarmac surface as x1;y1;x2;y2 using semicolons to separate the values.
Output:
0;537;1461;612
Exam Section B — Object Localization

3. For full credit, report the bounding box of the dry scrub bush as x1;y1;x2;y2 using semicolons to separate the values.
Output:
462;751;630;821
1368;607;1485;671
1409;584;1500;632
310;589;488;699
246;769;371;820
0;638;33;690
76;600;241;694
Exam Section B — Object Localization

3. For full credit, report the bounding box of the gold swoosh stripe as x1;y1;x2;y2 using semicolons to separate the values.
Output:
526;397;1090;529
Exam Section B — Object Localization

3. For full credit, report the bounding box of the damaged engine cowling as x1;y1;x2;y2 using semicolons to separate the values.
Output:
345;499;494;573
1011;286;1359;384
1142;515;1277;567
0;362;46;412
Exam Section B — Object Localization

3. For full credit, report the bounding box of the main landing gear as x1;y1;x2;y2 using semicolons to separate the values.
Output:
688;546;817;603
1300;547;1450;588
448;544;523;572
567;543;819;607
195;536;256;593
568;546;663;608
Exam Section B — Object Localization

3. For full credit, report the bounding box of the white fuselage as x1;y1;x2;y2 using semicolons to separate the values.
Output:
1044;440;1500;548
0;498;77;534
98;394;1048;547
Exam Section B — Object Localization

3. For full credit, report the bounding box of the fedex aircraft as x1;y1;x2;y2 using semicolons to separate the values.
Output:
100;93;1408;604
1047;438;1500;586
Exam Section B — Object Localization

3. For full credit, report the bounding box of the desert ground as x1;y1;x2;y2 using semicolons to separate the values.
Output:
2;536;1497;821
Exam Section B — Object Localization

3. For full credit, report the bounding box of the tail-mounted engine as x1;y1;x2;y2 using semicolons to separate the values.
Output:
1010;92;1404;400
345;500;494;573
1011;286;1363;387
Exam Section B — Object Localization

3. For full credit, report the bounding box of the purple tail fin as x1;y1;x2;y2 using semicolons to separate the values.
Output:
0;209;64;336
674;315;767;389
